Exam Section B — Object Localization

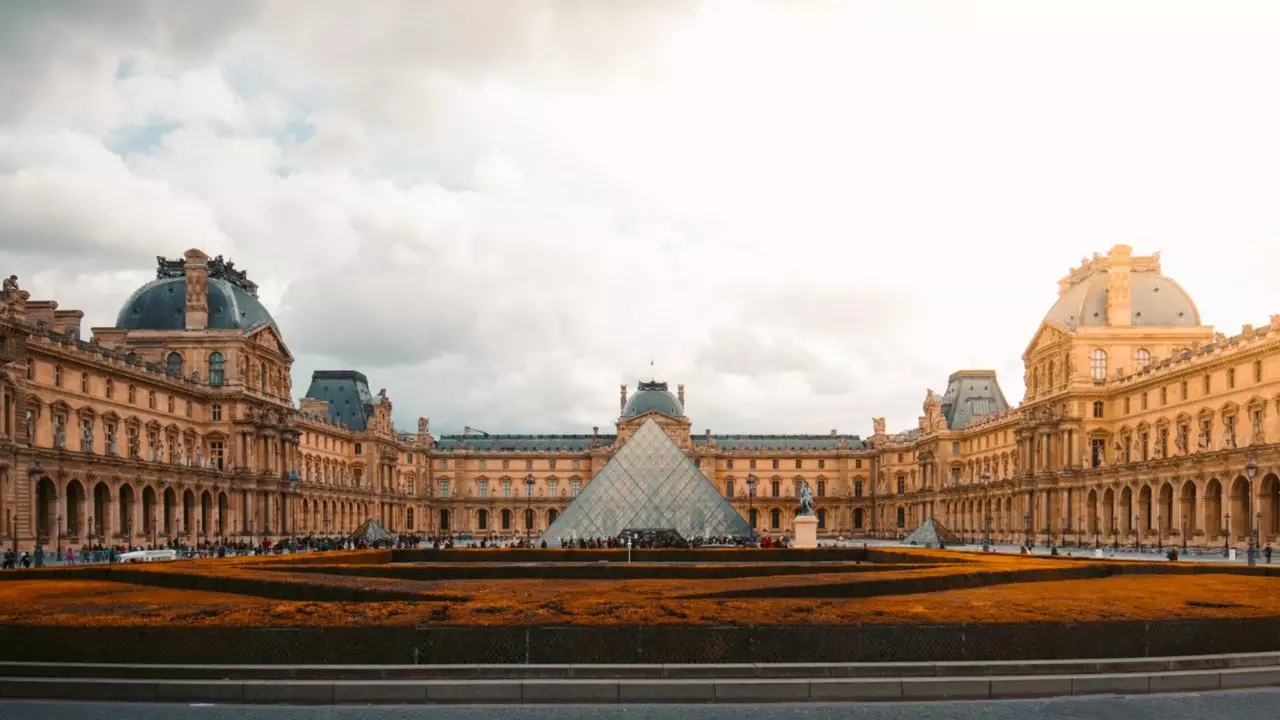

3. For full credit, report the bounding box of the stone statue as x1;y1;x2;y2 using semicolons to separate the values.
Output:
1253;414;1264;444
419;417;430;434
872;417;885;435
54;420;66;449
196;446;203;467
129;433;140;459
1;275;18;298
81;424;93;452
177;442;185;465
797;483;814;517
23;412;31;443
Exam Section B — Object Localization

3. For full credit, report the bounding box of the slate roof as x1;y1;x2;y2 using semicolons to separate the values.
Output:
902;517;965;547
692;434;867;451
303;371;375;431
1044;270;1200;330
115;276;278;333
939;370;1010;431
435;434;612;452
622;380;684;418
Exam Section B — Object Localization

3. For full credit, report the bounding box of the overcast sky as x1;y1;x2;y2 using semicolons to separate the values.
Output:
3;1;1280;437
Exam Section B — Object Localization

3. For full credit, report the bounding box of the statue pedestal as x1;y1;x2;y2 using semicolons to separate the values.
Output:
793;515;818;549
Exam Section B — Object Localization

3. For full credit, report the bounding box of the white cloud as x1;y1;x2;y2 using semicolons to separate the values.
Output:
2;0;1280;435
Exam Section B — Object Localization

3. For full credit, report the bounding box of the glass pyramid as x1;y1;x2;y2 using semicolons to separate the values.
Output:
540;418;753;542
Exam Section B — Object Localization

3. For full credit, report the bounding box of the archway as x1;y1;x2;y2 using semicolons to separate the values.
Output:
477;509;489;531
93;481;111;540
853;507;863;529
501;509;512;531
182;489;195;538
896;506;905;529
163;487;176;536
118;484;135;541
770;508;781;530
1158;483;1174;534
36;477;56;541
1119;486;1134;536
1101;488;1115;536
201;491;213;539
438;509;450;532
218;492;228;537
1204;479;1223;539
1138;485;1152;532
1086;490;1098;534
546;508;558;525
1180;481;1198;539
1229;476;1252;541
65;480;84;540
1262;474;1280;541
142;486;156;539
817;508;827;530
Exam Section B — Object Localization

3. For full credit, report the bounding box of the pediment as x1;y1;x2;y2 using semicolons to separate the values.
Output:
246;324;292;360
1022;322;1071;361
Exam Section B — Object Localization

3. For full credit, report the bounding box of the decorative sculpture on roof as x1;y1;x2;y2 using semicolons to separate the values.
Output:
418;417;429;434
1;275;18;298
156;256;185;279
873;417;886;435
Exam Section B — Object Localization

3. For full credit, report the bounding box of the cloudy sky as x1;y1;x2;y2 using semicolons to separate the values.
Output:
4;1;1280;437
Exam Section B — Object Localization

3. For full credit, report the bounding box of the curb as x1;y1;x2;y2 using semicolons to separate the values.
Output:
1;667;1278;703
1;651;1278;681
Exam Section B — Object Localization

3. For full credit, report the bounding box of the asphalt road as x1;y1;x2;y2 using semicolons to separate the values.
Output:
3;689;1280;720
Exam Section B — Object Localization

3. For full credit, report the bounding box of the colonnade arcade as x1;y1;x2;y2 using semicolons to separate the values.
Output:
936;463;1280;547
28;468;305;545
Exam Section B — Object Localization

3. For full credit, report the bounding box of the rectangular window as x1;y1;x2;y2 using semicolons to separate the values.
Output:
438;480;449;498
185;400;192;418
1123;437;1131;463
818;459;826;470
1200;419;1212;450
1203;374;1211;395
1178;423;1190;453
572;459;580;470
951;467;961;482
1124;397;1131;415
1228;368;1236;389
1158;427;1168;458
898;453;904;462
854;480;863;497
794;459;802;469
502;459;509;470
549;459;557;470
726;459;734;470
725;479;735;498
854;459;862;469
749;459;756;470
212;404;222;421
571;479;581;496
771;480;780;497
355;443;362;455
1181;380;1188;400
478;459;486;470
547;479;558;497
1255;409;1265;442
771;459;778;470
502;479;511;498
210;441;224;470
477;480;488;498
1256;360;1264;383
896;476;905;494
1161;387;1168;406
1139;432;1149;461
1093;401;1104;418
148;391;156;409
816;479;825;497
441;459;448;469
525;459;532;470
1141;392;1148;411
1091;438;1106;468
407;453;413;464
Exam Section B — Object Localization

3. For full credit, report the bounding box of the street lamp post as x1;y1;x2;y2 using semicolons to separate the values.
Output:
980;470;991;549
1094;515;1100;548
1134;513;1140;551
1111;514;1116;547
1254;511;1262;567
524;475;534;546
1246;454;1259;566
55;515;62;558
746;475;758;538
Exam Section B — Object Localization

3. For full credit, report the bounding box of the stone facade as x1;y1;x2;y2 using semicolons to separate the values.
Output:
0;244;1276;550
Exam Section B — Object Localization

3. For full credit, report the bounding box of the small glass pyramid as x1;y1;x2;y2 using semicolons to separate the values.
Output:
540;418;752;542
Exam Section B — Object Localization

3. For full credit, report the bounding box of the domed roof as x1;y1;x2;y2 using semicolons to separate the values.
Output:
622;380;684;418
115;275;278;333
1043;271;1200;330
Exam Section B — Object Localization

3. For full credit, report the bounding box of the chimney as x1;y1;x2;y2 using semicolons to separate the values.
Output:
1105;244;1133;327
677;384;685;406
183;248;210;330
620;384;627;412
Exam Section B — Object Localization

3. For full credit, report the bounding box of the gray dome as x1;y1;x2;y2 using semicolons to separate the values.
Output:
622;380;684;418
115;276;278;332
1044;271;1200;330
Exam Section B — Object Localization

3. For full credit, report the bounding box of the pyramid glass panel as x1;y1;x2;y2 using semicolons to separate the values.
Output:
540;419;752;542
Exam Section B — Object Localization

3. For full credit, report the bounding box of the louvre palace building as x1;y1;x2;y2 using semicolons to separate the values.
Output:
2;243;1279;550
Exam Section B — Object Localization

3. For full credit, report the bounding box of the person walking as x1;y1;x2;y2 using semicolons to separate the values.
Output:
1265;544;1273;564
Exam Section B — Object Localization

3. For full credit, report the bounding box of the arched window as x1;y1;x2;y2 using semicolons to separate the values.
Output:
817;509;827;529
725;479;735;498
208;352;225;387
547;509;559;525
478;509;489;531
166;352;183;376
501;509;512;530
854;479;863;497
80;372;88;392
1134;348;1151;369
1090;349;1108;381
770;508;781;529
25;358;32;380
